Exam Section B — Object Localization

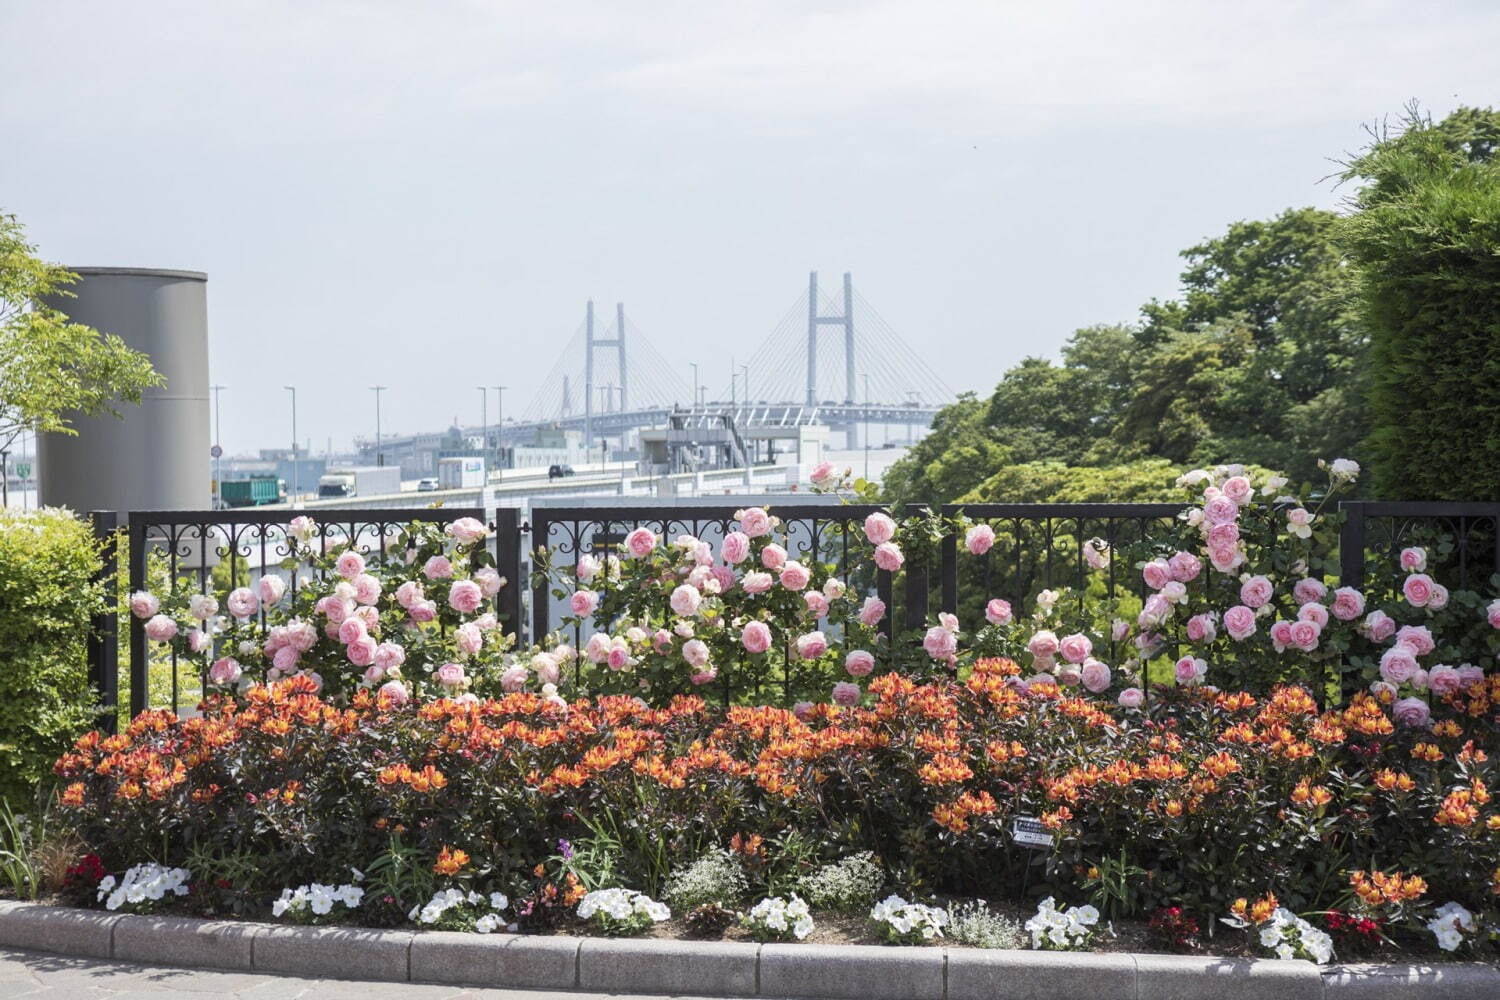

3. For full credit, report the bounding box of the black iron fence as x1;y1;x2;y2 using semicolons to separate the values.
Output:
83;499;1500;727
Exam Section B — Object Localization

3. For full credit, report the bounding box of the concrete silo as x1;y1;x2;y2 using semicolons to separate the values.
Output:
38;267;210;514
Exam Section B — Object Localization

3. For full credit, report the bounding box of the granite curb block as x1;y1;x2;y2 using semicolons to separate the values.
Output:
3;901;1500;998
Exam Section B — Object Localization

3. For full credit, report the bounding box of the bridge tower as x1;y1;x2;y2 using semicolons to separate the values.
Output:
806;271;857;446
584;301;628;448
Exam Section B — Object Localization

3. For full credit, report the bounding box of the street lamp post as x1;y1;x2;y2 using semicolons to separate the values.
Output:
476;386;488;472
370;386;387;468
689;363;699;409
492;385;506;482
862;372;872;481
211;384;226;507
283;386;298;502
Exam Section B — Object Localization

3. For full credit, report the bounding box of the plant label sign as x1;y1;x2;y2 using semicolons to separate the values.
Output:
1012;816;1054;849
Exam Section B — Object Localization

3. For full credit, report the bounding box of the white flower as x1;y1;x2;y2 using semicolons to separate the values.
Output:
870;894;947;943
745;895;815;940
98;864;191;912
1427;902;1476;952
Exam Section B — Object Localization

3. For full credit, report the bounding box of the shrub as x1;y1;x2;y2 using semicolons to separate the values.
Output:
795;853;885;913
0;508;103;802
943;900;1024;950
663;850;748;910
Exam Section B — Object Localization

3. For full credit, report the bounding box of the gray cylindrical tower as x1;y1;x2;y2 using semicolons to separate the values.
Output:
38;267;210;515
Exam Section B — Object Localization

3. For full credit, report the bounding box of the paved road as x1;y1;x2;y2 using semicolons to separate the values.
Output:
0;948;730;999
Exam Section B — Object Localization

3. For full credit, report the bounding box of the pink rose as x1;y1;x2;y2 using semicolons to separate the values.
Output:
831;682;861;707
1117;687;1144;709
449;579;484;614
712;566;737;593
1142;559;1172;591
346;634;378;667
1380;644;1420;684
288;621;317;652
584;633;611;663
1427;664;1461;696
227;587;259;619
1288;619;1321;652
374;642;406;672
1185;613;1217;643
1083;539;1110;570
1112;619;1130;642
859;596;887;626
1298;603;1330;629
1174;656;1207;686
335;550;366;580
188;594;218;621
1206;523;1240;549
1239;576;1274;609
741;621;772;654
144;614;178;642
1292;578;1327;606
187;628;210;654
721;531;750;564
966;524;996;556
129;591;160;619
810;460;836;488
796;631;828;660
1081;659;1111;693
606;642;631;671
985;599;1013;626
409;600;438;623
1400;547;1427;572
570;590;599;617
353;573;382;606
1203;495;1239;526
760;544;788;570
446;517;488;545
500;665;528;693
873;543;904;572
804;591;830;618
257;575;287;606
455;623;483;656
1208;545;1244;574
1428;584;1449;610
1223;605;1257;641
791;700;814;720
1221;475;1252;505
923;626;958;662
1330;587;1365;621
1403;573;1434;608
1268;620;1294;650
822;578;845;599
669;584;702;617
690;669;718;686
1364;610;1397;642
624;527;657;558
863;512;897;545
1168;551;1202;583
738;507;772;538
269;645;298;674
208;657;242;686
424;555;454;580
1057;664;1082;687
1396;625;1435;656
1027;630;1060;659
742;572;773;595
437;662;467;688
779;561;811;591
1392;697;1431;728
338;617;368;644
1457;664;1485;689
379;679;410;706
395;581;425;609
473;566;504;597
1138;594;1172;628
845;649;875;676
1160;581;1188;605
1058;633;1093;664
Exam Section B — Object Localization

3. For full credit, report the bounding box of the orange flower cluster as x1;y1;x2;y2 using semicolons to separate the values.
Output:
1230;893;1279;925
1350;869;1427;908
433;845;470;875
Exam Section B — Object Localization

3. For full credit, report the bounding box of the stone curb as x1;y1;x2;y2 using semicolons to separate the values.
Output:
2;900;1497;998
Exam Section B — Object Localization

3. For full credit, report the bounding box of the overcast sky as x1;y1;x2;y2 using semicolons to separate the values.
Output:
3;1;1496;454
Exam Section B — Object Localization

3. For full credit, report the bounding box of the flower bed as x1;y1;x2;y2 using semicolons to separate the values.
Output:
47;457;1500;962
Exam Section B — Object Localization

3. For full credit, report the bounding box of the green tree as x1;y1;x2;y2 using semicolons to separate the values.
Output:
0;212;163;453
881;393;1009;508
1337;104;1500;500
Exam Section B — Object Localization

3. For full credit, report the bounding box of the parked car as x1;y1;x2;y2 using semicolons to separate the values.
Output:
417;477;441;492
548;464;576;480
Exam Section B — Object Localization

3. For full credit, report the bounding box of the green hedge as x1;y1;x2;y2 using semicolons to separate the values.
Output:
1339;106;1500;500
0;508;103;803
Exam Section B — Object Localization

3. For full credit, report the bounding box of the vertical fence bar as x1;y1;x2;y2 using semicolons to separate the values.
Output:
1339;502;1367;593
127;517;148;718
88;511;120;734
531;511;552;642
902;505;930;632
940;527;958;615
492;506;524;642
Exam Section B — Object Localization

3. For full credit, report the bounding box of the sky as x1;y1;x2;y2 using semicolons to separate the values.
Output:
3;0;1497;455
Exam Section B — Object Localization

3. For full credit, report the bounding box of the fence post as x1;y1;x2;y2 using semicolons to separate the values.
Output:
1339;502;1367;592
531;512;552;642
127;517;148;718
902;504;930;631
88;511;119;734
492;506;525;643
940;518;958;615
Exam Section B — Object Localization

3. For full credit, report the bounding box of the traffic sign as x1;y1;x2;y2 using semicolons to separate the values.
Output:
211;444;223;458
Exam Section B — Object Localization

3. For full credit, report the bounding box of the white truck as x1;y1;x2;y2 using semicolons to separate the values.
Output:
317;466;402;499
438;456;487;489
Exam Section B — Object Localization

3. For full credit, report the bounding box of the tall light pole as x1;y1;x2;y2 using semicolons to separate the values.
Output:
211;384;226;507
284;386;298;502
476;386;488;471
862;372;872;481
689;363;699;410
492;385;506;481
370;386;387;467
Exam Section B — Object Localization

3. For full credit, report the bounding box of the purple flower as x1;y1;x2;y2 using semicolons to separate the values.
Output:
558;839;574;860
